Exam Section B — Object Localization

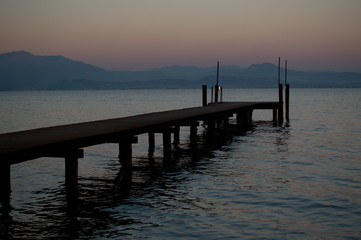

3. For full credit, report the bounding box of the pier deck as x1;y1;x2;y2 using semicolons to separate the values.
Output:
0;101;281;206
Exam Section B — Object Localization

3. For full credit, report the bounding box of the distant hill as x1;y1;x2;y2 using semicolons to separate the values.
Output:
1;51;361;90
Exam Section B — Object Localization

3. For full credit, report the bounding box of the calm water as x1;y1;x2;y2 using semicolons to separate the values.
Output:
0;88;360;239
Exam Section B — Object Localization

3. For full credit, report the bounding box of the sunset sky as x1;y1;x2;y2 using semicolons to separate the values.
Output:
1;0;361;72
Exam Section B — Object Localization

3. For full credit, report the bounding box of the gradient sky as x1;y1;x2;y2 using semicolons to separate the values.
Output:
1;0;361;72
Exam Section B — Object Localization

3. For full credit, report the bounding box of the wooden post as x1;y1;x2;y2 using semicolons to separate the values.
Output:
118;139;133;168
220;87;223;102
148;132;155;156
163;129;172;159
65;153;79;198
215;61;219;103
278;57;281;85
248;110;253;127
285;60;290;123
211;87;214;103
273;108;278;124
202;85;207;106
173;126;180;146
190;122;198;147
0;162;11;208
223;115;230;131
208;119;216;136
278;83;284;125
285;84;290;123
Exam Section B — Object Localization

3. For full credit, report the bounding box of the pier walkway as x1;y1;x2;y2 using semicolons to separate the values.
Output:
0;101;281;206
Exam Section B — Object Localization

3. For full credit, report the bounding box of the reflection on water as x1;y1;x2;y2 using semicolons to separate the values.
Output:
1;89;361;239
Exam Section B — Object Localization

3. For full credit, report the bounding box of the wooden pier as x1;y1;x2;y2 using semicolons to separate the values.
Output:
0;100;283;207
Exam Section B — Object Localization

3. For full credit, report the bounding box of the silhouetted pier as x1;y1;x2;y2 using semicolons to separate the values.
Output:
0;100;283;206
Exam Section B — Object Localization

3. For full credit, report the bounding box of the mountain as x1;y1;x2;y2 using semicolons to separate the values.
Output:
1;51;361;90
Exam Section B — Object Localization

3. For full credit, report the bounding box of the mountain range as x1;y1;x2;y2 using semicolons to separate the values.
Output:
1;51;361;90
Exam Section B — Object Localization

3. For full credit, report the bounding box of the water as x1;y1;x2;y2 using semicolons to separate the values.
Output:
1;88;360;239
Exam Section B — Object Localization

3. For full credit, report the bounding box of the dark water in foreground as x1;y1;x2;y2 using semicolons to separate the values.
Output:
0;89;360;239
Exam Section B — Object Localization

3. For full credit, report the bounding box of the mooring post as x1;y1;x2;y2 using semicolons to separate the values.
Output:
202;85;207;106
215;61;219;103
163;129;172;159
278;84;284;125
285;84;290;122
278;57;284;125
0;162;11;208
285;60;290;123
220;87;223;102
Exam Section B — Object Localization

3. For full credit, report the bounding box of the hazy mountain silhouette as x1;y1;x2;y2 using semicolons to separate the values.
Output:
1;51;360;90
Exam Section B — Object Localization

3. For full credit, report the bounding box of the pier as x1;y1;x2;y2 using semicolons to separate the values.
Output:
0;100;282;206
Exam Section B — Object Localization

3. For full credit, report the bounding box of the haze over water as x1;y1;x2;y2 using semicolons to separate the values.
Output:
0;88;360;239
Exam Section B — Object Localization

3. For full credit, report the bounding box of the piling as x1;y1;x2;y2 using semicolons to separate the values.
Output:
173;125;180;145
148;132;155;156
163;129;172;159
285;60;290;123
215;61;220;103
202;85;207;106
190;122;198;147
65;152;79;198
278;57;284;125
0;162;11;207
118;138;136;168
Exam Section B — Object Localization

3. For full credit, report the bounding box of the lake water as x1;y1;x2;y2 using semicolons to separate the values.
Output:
0;88;360;239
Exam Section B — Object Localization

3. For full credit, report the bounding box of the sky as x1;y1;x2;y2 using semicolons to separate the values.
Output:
1;0;361;72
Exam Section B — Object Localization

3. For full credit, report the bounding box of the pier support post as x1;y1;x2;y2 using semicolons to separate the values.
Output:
190;122;198;147
0;162;11;208
223;116;230;131
173;126;180;146
237;112;250;130
148;132;155;156
65;153;79;198
163;129;172;159
273;108;278;125
118;137;138;168
248;110;253;127
208;119;217;136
